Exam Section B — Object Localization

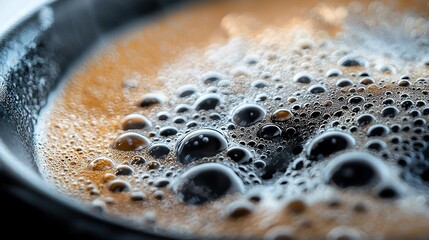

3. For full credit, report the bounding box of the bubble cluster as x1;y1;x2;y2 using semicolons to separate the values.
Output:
35;0;429;238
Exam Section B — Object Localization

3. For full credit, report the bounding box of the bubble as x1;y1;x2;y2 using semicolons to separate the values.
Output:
257;125;282;140
153;190;165;200
325;152;385;188
285;199;307;214
255;93;268;102
400;100;413;110
365;139;387;151
381;106;400;118
382;98;394;105
119;114;152;130
293;72;314;84
336;78;354;87
367;124;390;137
130;191;147;201
379;64;397;74
271;109;293;122
154;178;170;188
348;96;365;104
175;128;228;164
413;118;426;126
102;173;116;183
326;226;365;240
108;179;131;193
88;157;115;171
307;131;356;161
91;199;107;213
359;77;375;85
398;80;412;87
227;147;253;164
173;116;187;124
194;93;222;111
159;126;178;136
157;111;170;121
251;79;269;88
308;84;326;94
115;165;134;176
254;160;266;169
145;160;161;170
232;104;266;127
201;71;223;84
377;185;401;199
356;114;375;125
176;84;198;98
263;226;295;240
209;113;222;120
338;56;367;67
223;200;255;219
148;144;170;159
175;104;192;113
112;132;151;151
326;69;342;78
130;155;146;165
174;163;245;205
138;93;166;107
186;121;198;128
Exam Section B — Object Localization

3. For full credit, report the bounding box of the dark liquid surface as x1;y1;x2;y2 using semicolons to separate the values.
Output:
35;0;429;238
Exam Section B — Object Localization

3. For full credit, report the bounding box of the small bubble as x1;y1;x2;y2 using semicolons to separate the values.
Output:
326;69;342;78
271;109;293;122
257;125;282;140
130;191;147;201
348;96;365;104
325;152;385;188
145;161;161;170
381;106;400;118
108;179;131;193
115;165;134;176
223;201;255;219
326;226;365;240
148;144;170;159
157;111;170;121
367;124;390;137
356;114;375;126
285;199;307;214
359;77;375;85
293;72;314;84
119;114;152;130
88;157;115;171
176;84;198;98
307;131;355;161
365;139;387;151
232;104;266;127
227;147;253;164
174;163;245;205
112;132;151;151
338;56;367;67
251;79;269;88
138;93;166;107
159;126;178;137
336;78;354;87
201;71;223;84
194;94;222;111
264;227;295;240
154;178;170;188
130;155;146;165
175;129;227;164
308;85;326;94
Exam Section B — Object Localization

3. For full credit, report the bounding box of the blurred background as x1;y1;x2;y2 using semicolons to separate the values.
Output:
0;0;48;35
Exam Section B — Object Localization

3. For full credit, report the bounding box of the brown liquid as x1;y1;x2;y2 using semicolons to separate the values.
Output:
36;0;429;238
